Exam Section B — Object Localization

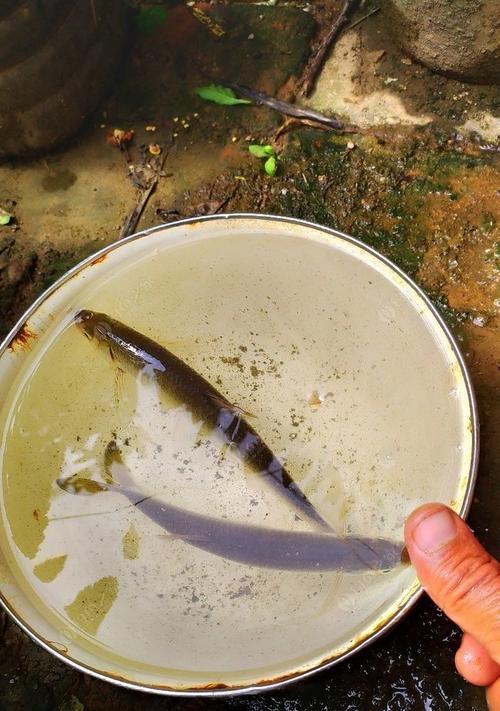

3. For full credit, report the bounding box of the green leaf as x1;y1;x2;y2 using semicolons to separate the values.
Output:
136;6;167;35
264;155;277;176
248;144;274;158
195;85;251;106
0;208;12;225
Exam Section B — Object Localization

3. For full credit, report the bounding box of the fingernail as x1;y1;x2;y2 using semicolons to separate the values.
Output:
413;509;457;554
400;546;411;565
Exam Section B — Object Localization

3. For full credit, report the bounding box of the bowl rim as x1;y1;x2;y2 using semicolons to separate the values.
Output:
0;213;479;697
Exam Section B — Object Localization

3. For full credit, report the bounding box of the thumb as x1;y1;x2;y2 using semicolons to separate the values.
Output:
404;503;500;664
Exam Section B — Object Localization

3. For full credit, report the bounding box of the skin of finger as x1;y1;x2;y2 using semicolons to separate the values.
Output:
404;504;500;664
486;677;500;711
455;632;500;687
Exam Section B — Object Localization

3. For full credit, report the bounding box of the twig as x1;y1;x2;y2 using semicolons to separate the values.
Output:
120;144;171;239
89;0;98;26
347;6;380;31
299;0;359;98
120;179;158;239
222;81;344;131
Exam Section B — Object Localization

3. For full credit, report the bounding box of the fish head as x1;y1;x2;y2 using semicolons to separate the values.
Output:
75;310;113;344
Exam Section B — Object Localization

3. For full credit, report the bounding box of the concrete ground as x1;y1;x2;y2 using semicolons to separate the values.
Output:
0;1;498;710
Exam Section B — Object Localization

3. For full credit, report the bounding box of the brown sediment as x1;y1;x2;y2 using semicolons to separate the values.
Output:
7;323;36;352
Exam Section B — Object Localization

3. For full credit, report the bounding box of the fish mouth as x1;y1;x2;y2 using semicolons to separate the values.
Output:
75;309;94;324
75;309;95;339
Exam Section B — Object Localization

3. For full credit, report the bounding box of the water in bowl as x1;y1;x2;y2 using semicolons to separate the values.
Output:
0;227;471;687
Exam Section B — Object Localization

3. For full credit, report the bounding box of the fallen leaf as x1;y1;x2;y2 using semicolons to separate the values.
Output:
264;155;277;176
0;208;12;225
195;85;251;106
249;144;274;158
191;8;225;37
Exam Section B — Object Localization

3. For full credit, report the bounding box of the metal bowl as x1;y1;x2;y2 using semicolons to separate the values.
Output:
0;215;478;696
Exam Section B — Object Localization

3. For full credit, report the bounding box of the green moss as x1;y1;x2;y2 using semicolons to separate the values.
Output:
481;212;496;233
426;292;470;333
135;6;168;35
424;150;481;178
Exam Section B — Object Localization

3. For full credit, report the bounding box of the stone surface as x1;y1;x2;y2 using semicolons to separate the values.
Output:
384;0;500;84
0;0;126;158
306;0;499;136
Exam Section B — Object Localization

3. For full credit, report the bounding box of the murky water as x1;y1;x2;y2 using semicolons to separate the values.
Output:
0;221;473;689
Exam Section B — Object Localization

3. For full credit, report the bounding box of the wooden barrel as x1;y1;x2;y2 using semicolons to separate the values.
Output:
0;0;126;158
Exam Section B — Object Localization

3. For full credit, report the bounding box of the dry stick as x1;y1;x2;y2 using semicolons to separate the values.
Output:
299;0;359;98
120;179;158;239
347;5;380;30
120;146;171;239
222;81;344;131
89;0;98;26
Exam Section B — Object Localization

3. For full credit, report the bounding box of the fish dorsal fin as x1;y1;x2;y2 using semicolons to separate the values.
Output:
207;393;256;418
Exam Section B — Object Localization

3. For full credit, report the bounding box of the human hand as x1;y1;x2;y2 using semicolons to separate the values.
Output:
405;504;500;710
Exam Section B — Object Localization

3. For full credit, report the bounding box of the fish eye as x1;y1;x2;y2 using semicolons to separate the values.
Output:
76;309;94;323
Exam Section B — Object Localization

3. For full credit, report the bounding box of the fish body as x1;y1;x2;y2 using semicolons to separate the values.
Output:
76;310;330;529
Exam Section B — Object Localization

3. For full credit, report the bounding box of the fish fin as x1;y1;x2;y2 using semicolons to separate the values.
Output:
197;419;216;443
207;392;234;410
108;345;115;361
156;532;207;543
112;369;124;407
163;339;196;353
49;503;134;521
234;404;256;419
208;393;256;418
218;442;232;463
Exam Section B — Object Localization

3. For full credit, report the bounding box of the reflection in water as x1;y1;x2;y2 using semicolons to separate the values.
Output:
33;554;68;583
65;576;118;635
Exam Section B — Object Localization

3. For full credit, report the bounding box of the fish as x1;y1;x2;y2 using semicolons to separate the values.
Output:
56;443;403;573
75;309;331;529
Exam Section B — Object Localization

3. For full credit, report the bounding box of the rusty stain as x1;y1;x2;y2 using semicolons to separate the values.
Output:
90;253;107;266
198;681;231;690
3;579;421;695
32;509;40;520
7;323;36;352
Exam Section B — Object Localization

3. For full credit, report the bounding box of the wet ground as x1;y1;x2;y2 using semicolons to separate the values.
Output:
0;1;498;709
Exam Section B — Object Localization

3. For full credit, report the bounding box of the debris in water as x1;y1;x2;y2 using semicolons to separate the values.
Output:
0;208;12;225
